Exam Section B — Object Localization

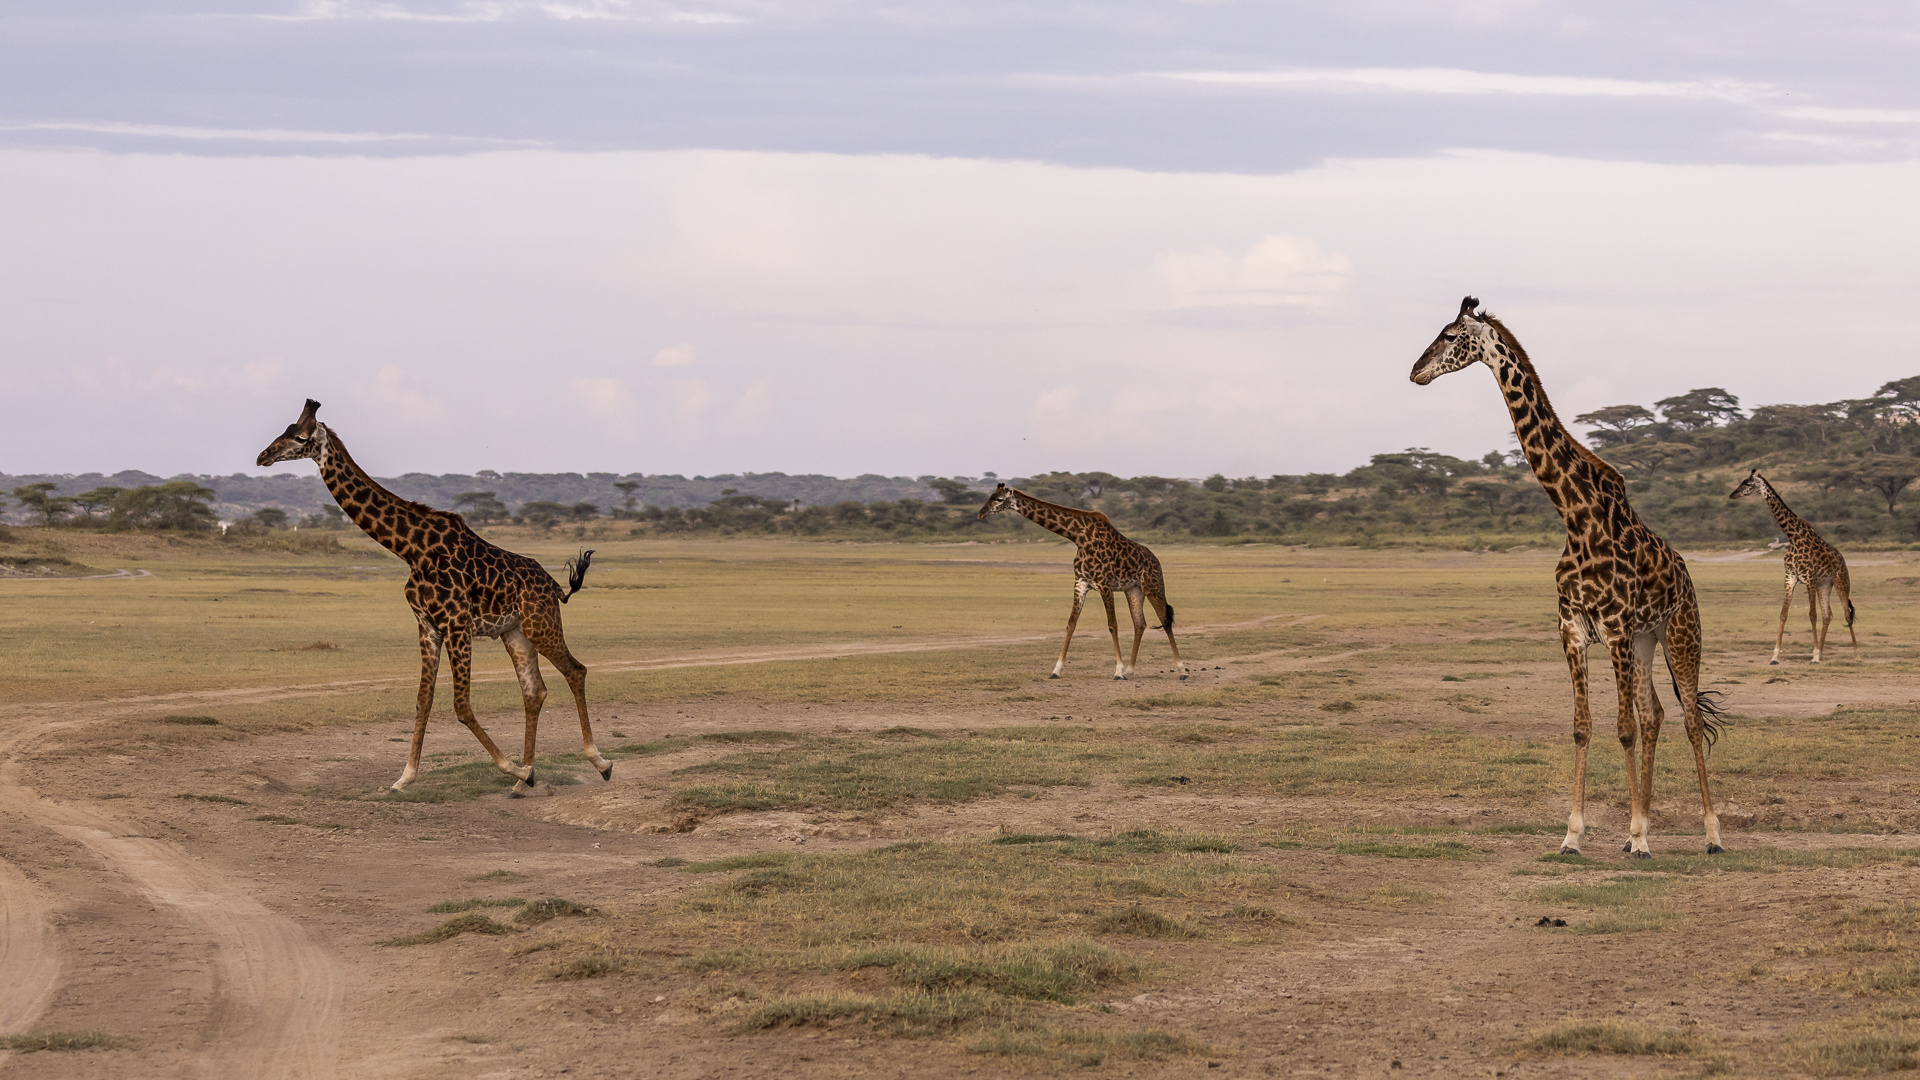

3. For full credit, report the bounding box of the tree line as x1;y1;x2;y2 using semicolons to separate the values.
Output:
10;375;1920;546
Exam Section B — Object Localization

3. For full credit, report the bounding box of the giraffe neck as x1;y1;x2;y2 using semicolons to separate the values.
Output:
1008;489;1112;546
313;424;440;563
1483;321;1632;524
1761;482;1815;543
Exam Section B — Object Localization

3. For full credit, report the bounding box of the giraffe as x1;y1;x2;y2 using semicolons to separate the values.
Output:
1729;469;1857;664
256;400;613;795
977;484;1188;681
1411;297;1726;857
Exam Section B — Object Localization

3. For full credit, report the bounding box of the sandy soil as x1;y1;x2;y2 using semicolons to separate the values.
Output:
2;612;1918;1079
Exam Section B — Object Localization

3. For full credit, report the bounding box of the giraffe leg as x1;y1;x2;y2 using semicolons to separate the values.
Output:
528;618;610;781
1771;575;1795;664
1665;621;1723;853
1123;586;1148;680
391;622;442;792
1814;582;1834;664
1101;589;1125;680
502;627;548;782
1629;632;1662;857
1841;572;1859;656
446;627;534;794
1607;638;1651;859
1808;583;1823;663
1146;583;1187;679
1559;613;1593;855
1052;580;1089;679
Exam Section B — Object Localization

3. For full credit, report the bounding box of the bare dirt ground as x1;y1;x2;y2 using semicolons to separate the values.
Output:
3;598;1920;1079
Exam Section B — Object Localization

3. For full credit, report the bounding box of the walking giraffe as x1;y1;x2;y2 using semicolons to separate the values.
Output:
1729;469;1857;664
977;484;1188;680
1411;298;1726;857
256;400;613;795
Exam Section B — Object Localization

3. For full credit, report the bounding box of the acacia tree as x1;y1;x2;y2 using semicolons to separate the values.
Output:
1654;388;1742;431
453;491;508;523
1823;455;1920;517
115;482;216;530
12;483;70;526
70;486;124;523
1572;404;1658;447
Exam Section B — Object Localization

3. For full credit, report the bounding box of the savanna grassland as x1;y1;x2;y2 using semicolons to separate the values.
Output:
3;530;1920;1078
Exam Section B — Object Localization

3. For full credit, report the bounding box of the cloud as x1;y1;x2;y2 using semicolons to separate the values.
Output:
653;343;697;367
1151;67;1776;104
360;365;443;424
260;0;743;23
1776;106;1920;125
1155;234;1352;309
571;377;637;420
0;121;528;146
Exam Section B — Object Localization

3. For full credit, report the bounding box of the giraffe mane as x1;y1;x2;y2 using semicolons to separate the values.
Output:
1481;315;1628;489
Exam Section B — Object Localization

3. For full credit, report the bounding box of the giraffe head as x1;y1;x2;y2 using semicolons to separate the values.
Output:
1728;468;1771;501
977;483;1017;520
1409;295;1499;385
256;399;326;467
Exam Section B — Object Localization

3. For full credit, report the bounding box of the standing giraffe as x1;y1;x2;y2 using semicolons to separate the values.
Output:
1411;298;1726;857
1729;469;1857;664
256;400;613;795
977;484;1188;681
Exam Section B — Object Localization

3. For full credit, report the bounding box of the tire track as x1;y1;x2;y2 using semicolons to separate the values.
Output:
0;713;341;1078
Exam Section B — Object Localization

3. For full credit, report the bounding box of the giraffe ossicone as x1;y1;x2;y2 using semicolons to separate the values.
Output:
977;484;1187;681
1729;469;1858;665
255;399;613;796
1412;298;1727;859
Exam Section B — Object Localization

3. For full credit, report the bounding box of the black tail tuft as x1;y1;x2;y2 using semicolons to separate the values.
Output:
1152;602;1175;632
1691;683;1730;748
1846;598;1857;627
561;549;594;603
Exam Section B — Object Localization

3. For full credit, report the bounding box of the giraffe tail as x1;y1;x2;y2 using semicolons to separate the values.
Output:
1671;672;1729;748
1151;602;1174;632
1846;597;1857;627
561;548;594;603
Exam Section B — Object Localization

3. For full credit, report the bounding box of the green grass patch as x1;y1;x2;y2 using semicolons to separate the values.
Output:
1335;841;1476;860
428;897;528;914
157;714;220;725
1788;1007;1920;1074
1092;907;1202;940
990;834;1079;845
465;869;529;883
1533;875;1678;934
176;793;247;805
0;1030;117;1052
515;898;601;925
379;913;515;946
1518;1019;1706;1056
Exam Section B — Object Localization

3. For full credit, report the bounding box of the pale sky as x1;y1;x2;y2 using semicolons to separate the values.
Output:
3;2;1919;478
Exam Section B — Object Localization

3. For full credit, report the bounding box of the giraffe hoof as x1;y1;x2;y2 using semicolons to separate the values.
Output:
1048;673;1060;680
1622;842;1632;853
1630;850;1652;861
1178;674;1187;681
1558;847;1580;856
599;764;613;781
1706;844;1725;855
1769;660;1779;666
